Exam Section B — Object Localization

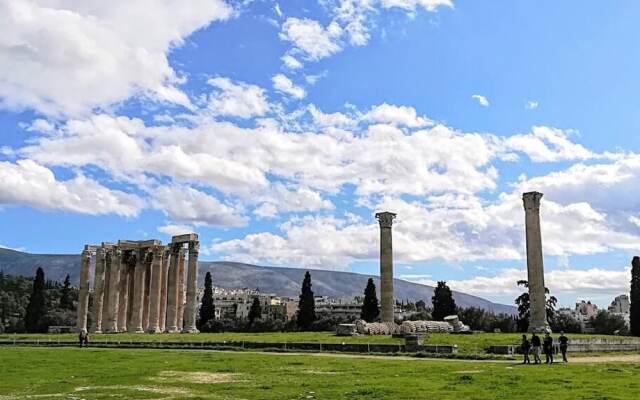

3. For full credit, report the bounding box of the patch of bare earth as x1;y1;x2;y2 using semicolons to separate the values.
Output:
152;370;243;384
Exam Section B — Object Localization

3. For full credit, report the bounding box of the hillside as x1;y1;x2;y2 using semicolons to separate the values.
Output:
0;248;516;315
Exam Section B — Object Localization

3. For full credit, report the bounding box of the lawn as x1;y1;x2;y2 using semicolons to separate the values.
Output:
1;332;635;355
1;347;640;399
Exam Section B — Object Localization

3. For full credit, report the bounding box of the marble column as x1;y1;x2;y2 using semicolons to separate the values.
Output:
147;247;163;333
129;249;147;333
117;251;130;332
126;253;136;329
104;249;121;333
158;249;170;332
165;244;181;333
376;211;396;323
182;241;200;333
90;247;106;333
142;259;151;331
76;248;92;333
176;247;186;330
523;191;551;333
100;252;112;329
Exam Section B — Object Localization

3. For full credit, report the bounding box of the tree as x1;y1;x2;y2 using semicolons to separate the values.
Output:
248;297;262;326
431;281;457;321
297;271;316;331
59;274;73;310
25;267;47;333
550;312;582;334
360;278;379;322
514;280;557;332
631;256;640;336
198;272;215;331
590;310;629;335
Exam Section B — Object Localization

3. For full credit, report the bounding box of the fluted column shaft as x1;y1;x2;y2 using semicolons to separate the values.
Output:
100;253;112;329
117;251;130;332
182;241;200;333
90;248;106;333
142;261;151;331
104;249;121;333
165;245;181;332
147;247;163;333
129;250;146;333
158;249;170;331
176;248;186;330
76;249;92;333
376;212;396;323
523;192;550;332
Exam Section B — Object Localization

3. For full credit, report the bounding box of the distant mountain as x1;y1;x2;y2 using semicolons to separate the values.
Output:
0;248;516;315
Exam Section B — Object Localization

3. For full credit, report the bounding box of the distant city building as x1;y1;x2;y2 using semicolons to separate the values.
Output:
558;300;599;333
210;287;286;321
608;294;630;314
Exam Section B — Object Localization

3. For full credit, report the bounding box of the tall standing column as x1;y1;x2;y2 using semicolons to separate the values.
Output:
523;191;551;333
117;250;130;332
147;247;163;333
126;254;135;329
76;247;92;333
90;247;106;333
100;252;112;329
376;212;396;324
104;249;121;333
182;241;200;333
165;244;181;333
142;259;151;331
129;249;147;333
158;249;170;331
176;247;186;330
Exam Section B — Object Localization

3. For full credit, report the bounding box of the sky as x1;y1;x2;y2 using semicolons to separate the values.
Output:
2;0;640;308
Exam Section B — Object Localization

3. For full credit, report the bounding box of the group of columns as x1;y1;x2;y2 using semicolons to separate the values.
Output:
76;234;200;334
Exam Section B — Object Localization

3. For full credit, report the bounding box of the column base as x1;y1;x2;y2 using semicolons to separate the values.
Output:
164;326;179;333
104;328;119;334
146;326;161;334
528;322;551;333
181;326;199;334
91;329;102;334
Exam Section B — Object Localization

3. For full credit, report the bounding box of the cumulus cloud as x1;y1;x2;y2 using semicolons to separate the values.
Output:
365;103;433;128
157;224;195;236
0;159;143;216
471;94;490;107
0;0;232;117
281;54;303;69
526;100;539;110
504;126;596;162
207;77;270;118
279;18;343;61
380;0;453;12
272;74;306;99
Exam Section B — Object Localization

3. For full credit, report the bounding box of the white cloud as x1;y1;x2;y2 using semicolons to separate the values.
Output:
380;0;453;12
272;74;306;99
525;100;539;110
0;159;142;216
253;184;334;218
281;54;303;69
279;18;343;61
365;103;433;128
471;94;490;107
207;77;270;119
504;126;596;162
157;224;195;236
0;0;232;117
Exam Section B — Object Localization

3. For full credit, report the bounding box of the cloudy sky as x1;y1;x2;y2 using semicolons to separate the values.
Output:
2;0;640;308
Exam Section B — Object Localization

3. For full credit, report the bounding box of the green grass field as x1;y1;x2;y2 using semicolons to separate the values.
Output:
1;332;636;355
1;347;640;399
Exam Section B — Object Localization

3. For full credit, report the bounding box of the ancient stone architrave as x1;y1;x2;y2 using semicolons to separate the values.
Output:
182;240;200;333
76;247;92;333
523;192;551;333
375;212;396;324
90;247;106;333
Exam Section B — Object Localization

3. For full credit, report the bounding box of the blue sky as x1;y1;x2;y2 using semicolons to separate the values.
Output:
2;0;640;308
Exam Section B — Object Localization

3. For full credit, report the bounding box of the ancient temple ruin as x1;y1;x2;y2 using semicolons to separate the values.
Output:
76;233;200;334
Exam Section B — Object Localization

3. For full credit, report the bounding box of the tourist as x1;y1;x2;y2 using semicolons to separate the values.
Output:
520;334;531;364
78;330;85;348
531;332;542;364
84;332;90;347
559;331;569;363
543;332;554;364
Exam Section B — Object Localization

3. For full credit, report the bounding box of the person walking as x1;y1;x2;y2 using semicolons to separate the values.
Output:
559;331;569;363
543;332;554;364
78;330;85;348
520;334;531;364
531;332;542;364
83;332;90;347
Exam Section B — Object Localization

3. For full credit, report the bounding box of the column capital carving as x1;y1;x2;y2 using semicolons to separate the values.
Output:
523;191;543;211
189;241;200;255
375;212;397;228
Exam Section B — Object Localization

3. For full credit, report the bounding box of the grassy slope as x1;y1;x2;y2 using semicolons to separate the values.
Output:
1;332;636;354
2;347;640;399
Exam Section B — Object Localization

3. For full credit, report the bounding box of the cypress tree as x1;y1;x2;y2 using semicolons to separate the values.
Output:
248;297;262;325
360;278;380;322
198;272;215;330
25;267;47;333
297;271;316;331
431;281;457;321
631;257;640;336
59;274;74;310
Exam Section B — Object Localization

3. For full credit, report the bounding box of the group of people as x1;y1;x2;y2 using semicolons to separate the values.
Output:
78;330;90;347
521;331;569;364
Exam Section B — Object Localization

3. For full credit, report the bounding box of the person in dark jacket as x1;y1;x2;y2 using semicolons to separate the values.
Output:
543;332;554;364
78;330;85;348
531;333;542;364
558;331;569;362
521;334;531;364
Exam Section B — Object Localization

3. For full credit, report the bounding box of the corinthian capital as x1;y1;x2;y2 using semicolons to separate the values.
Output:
375;212;397;228
522;191;543;211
